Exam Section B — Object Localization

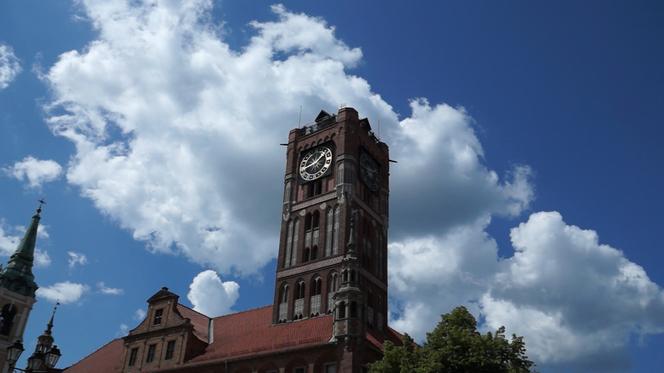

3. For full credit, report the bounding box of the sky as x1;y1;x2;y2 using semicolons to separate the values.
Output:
0;1;663;372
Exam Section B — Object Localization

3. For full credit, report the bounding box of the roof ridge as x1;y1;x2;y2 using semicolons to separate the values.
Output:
177;303;211;319
212;304;271;320
64;338;121;369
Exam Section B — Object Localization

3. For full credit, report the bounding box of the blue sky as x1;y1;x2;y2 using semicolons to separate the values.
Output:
1;1;663;372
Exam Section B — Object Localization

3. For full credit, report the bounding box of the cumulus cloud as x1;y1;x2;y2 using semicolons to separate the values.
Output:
40;1;664;370
67;251;88;269
37;281;89;304
97;281;124;295
187;270;239;317
1;221;51;267
134;308;146;321
34;249;52;267
5;156;63;188
480;212;664;368
0;43;21;89
44;0;528;276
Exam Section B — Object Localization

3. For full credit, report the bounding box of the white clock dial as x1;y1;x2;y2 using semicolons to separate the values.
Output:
299;146;333;181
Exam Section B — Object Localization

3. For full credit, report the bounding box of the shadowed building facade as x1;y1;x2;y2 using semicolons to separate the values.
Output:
64;107;401;373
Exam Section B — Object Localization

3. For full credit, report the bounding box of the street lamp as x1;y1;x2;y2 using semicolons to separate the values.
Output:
6;340;24;368
26;351;44;371
44;346;60;368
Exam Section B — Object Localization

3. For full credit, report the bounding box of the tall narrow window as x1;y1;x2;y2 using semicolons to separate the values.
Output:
128;347;138;366
284;220;294;268
325;207;333;256
332;206;340;255
294;280;305;319
327;272;338;313
164;340;176;360
278;283;289;322
146;344;156;363
338;301;346;319
292;219;300;265
153;308;163;325
0;304;17;336
350;301;358;318
303;211;320;263
310;276;322;316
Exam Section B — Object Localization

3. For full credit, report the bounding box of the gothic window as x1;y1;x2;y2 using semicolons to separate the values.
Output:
332;205;340;255
327;272;338;313
350;301;358;318
325;207;333;256
128;347;138;366
165;340;175;360
303;211;320;263
278;284;289;322
292;219;300;265
294;280;305;319
367;291;375;328
310;276;322;316
0;304;17;336
146;344;156;363
284;219;294;268
338;301;346;319
306;180;322;198
153;308;163;325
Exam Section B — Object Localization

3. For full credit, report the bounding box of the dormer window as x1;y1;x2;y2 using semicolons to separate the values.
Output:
153;308;163;325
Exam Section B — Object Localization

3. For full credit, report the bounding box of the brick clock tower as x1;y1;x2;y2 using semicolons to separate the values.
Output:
273;107;390;370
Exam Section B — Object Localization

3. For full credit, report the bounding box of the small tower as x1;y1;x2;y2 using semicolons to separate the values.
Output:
333;208;365;372
0;204;43;373
25;303;61;371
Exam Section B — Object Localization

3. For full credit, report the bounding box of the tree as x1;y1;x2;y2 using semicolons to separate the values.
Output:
369;306;536;373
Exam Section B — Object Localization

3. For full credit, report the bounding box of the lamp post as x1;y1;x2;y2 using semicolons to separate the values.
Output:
6;339;61;372
6;340;24;372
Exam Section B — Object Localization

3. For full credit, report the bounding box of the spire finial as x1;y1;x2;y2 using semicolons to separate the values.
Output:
46;301;59;334
36;198;46;216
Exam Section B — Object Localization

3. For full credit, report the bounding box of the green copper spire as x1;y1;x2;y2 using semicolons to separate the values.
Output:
0;203;43;297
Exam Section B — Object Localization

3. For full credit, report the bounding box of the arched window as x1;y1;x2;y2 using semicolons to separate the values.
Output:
278;284;289;322
284;219;294;268
327;272;338;313
325;207;333;256
292;219;300;265
303;211;320;263
332;206;340;255
350;301;358;318
338;301;346;319
0;304;16;336
310;276;322;316
294;280;305;319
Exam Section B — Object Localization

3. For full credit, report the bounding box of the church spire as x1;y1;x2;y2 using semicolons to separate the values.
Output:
0;202;44;297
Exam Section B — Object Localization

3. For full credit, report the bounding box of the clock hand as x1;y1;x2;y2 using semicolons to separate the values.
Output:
305;153;325;170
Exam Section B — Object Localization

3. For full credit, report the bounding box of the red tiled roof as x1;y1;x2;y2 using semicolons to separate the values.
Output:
63;304;398;372
176;304;210;342
64;338;123;373
190;305;333;363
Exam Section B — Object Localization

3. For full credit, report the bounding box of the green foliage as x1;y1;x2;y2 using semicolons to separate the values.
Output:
369;306;536;373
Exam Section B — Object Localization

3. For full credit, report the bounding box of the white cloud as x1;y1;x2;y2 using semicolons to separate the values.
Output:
187;270;239;317
37;281;89;304
34;249;51;267
0;223;20;256
97;281;123;295
117;323;129;337
1;221;51;267
44;0;530;277
39;1;664;370
134;308;146;321
480;212;664;368
67;251;88;269
0;43;21;89
5;156;63;188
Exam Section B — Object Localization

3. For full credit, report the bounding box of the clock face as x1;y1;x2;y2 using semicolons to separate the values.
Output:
359;151;379;191
299;146;333;181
